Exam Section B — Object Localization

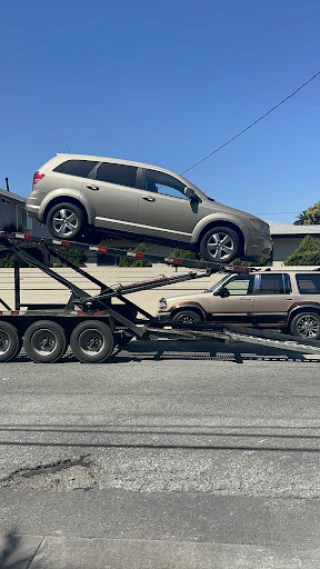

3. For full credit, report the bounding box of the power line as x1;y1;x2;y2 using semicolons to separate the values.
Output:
181;70;320;176
254;211;300;215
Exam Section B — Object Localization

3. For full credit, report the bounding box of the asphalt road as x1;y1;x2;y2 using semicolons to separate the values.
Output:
1;339;320;568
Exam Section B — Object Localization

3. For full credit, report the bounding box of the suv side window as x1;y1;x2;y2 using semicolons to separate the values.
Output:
296;274;320;294
144;169;188;199
53;160;98;178
225;275;254;296
95;163;138;188
256;274;291;295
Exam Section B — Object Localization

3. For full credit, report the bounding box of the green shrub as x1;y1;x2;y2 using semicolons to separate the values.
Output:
119;243;152;267
286;236;320;265
52;248;86;267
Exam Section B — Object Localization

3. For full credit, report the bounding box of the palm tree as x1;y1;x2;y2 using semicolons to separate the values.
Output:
294;201;320;225
294;210;308;226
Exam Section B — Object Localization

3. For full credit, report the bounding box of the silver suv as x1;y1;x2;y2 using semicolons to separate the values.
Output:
157;270;320;340
26;154;272;263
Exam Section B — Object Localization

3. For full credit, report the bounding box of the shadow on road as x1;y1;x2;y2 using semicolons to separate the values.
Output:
14;339;320;365
110;339;319;365
1;423;320;453
0;531;42;569
0;532;20;569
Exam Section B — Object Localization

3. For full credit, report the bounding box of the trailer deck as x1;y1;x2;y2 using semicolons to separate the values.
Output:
0;232;320;363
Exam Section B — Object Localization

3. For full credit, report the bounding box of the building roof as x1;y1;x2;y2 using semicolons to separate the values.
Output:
0;187;26;204
268;220;320;236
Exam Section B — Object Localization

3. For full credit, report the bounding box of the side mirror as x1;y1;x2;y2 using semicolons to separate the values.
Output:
214;287;230;298
184;187;197;201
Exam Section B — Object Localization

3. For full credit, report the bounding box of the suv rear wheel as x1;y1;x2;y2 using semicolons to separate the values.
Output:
290;312;320;340
199;226;240;263
47;202;85;241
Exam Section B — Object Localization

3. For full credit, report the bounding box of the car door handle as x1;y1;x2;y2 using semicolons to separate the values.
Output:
142;196;155;202
86;185;99;190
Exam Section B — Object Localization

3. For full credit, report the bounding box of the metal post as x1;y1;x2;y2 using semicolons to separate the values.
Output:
14;255;21;310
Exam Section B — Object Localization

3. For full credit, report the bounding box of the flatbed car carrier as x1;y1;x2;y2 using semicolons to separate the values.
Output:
0;232;320;363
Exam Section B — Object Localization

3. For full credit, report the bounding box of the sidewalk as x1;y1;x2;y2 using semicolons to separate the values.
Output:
1;489;320;568
2;534;320;569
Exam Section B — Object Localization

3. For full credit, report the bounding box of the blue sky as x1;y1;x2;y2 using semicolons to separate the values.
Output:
0;0;319;224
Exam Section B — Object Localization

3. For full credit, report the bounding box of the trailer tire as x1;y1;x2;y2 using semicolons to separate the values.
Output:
70;320;114;363
0;322;21;362
24;320;67;363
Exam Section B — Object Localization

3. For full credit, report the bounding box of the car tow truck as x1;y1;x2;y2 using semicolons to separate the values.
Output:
0;232;320;363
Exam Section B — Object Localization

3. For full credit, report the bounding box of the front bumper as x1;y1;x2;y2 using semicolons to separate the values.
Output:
242;228;272;260
156;310;172;319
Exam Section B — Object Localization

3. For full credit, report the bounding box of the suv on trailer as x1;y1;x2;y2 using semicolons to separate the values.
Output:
26;154;272;264
157;270;320;340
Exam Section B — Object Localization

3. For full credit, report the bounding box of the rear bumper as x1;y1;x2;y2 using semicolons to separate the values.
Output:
25;202;40;219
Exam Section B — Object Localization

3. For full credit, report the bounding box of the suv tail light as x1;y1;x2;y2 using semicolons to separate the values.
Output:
33;171;45;185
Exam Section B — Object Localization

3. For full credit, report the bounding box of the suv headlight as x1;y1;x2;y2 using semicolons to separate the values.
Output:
159;298;168;311
251;219;270;235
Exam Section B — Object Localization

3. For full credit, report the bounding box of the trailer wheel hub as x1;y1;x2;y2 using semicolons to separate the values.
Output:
32;330;57;355
79;330;105;354
0;332;10;354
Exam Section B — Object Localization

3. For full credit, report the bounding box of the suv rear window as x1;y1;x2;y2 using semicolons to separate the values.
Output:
53;160;98;178
296;274;320;294
95;163;138;188
256;273;291;295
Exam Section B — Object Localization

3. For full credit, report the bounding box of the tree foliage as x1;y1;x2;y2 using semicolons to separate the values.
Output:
119;243;152;267
0;252;16;268
170;248;200;260
52;248;86;267
294;201;320;226
231;257;269;267
286;236;320;265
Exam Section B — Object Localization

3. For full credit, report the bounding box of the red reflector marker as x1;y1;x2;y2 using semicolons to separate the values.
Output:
98;247;108;253
60;241;71;247
135;253;145;259
173;258;183;265
232;266;249;273
11;311;20;315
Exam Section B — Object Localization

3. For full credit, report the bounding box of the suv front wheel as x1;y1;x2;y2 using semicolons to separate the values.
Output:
47;202;85;241
199;226;240;263
290;311;320;340
172;310;203;324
